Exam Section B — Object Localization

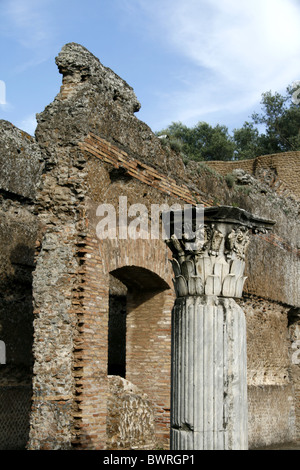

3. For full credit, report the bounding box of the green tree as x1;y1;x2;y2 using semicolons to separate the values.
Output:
232;121;265;160
251;86;300;154
157;121;235;161
157;83;300;162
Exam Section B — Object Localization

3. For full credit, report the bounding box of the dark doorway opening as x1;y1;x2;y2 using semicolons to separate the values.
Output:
107;267;170;379
108;274;127;377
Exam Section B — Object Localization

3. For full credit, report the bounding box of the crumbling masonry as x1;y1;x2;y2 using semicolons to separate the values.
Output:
0;43;299;450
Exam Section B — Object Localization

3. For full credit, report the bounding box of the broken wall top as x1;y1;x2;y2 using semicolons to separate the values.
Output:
0;120;43;200
35;42;185;179
55;42;141;114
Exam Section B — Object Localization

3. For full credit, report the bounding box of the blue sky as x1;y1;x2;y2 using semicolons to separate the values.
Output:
1;0;300;136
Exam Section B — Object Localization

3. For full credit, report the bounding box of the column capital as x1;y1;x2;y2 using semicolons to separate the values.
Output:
164;205;275;299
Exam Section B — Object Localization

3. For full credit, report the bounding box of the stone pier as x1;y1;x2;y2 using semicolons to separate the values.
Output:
164;206;275;450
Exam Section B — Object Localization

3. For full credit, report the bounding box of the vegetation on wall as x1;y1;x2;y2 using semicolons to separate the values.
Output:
156;84;300;162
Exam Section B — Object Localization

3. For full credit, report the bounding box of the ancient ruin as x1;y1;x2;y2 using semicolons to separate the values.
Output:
0;43;299;450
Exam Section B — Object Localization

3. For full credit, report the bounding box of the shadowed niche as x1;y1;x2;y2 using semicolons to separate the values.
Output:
108;266;170;378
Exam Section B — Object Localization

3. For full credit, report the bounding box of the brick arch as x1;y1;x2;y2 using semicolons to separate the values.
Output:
98;237;174;290
110;265;170;291
74;235;175;449
96;238;174;448
107;264;171;378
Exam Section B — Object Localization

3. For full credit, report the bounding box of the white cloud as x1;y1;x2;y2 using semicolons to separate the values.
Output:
168;0;300;85
136;0;300;127
1;0;57;74
3;0;54;50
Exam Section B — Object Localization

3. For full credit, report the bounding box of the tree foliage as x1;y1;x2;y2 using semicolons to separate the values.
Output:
158;121;235;161
157;84;300;162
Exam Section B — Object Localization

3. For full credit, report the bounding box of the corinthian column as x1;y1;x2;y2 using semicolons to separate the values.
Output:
163;206;274;450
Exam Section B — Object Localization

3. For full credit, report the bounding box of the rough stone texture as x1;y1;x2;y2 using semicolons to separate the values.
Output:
0;121;43;450
0;197;38;367
0;42;299;450
289;316;300;441
56;43;141;114
237;296;298;447
248;384;296;448
205;153;300;200
107;375;157;450
241;297;291;386
0;120;43;200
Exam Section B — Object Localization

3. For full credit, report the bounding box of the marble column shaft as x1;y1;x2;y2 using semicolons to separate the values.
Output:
171;296;247;450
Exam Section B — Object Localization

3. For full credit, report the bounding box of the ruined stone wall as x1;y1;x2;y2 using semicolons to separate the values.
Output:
0;121;43;449
289;317;300;441
78;128;297;448
205;152;300;200
201;160;300;446
106;375;157;450
84;159;177;449
75;94;300;449
0;43;299;450
238;296;297;446
25;42;185;450
81;128;300;449
77;63;299;447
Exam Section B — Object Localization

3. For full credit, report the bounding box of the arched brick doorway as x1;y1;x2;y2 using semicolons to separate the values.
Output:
69;237;175;449
107;265;173;448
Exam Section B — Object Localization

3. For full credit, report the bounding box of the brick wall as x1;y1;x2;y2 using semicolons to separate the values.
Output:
79;133;212;207
80;132;300;449
126;289;173;447
61;200;176;449
86;235;174;449
238;296;297;447
206;151;300;200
